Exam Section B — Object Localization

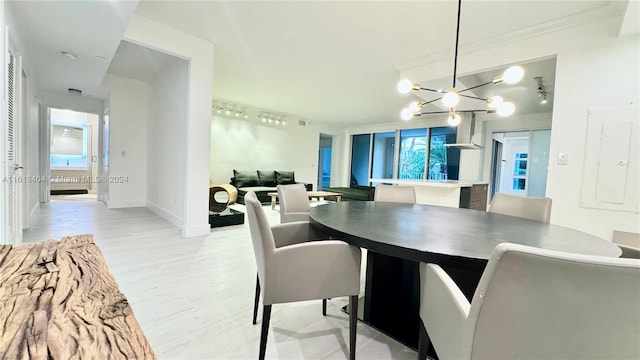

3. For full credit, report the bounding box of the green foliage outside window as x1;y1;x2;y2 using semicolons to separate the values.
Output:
399;136;426;180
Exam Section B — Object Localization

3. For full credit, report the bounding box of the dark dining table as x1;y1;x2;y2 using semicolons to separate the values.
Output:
309;201;621;350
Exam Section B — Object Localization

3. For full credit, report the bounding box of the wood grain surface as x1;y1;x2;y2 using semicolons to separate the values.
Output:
0;234;155;359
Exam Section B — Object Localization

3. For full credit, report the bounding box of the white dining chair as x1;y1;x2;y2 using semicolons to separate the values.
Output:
374;184;416;204
245;191;361;360
418;242;640;360
488;192;552;223
277;183;310;223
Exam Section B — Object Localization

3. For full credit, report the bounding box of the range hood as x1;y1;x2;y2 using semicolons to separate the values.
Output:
444;113;484;149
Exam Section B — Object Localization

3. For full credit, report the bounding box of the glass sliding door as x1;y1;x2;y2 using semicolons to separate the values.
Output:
371;132;395;181
527;129;551;197
398;128;427;180
430;126;459;180
317;134;333;190
350;134;371;185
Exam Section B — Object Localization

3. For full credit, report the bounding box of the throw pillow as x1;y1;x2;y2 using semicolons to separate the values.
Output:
233;170;260;188
275;170;295;185
257;170;277;187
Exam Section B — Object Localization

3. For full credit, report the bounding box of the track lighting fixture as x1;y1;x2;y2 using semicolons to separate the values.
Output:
213;100;286;126
534;76;548;105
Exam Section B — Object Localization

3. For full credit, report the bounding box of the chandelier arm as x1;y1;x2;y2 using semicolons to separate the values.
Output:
419;109;487;115
452;0;462;88
423;97;443;105
418;111;450;115
418;87;443;93
458;80;494;93
459;94;488;101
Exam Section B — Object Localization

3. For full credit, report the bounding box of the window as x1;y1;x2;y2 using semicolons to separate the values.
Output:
512;153;528;190
398;128;427;180
350;126;458;184
430;126;459;181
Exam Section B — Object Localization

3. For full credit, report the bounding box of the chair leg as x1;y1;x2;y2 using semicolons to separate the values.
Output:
259;305;272;360
417;320;431;360
349;295;358;360
253;274;260;325
322;298;327;316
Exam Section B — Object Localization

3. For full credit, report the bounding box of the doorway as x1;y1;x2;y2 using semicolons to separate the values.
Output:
47;108;100;202
490;130;551;199
318;134;333;190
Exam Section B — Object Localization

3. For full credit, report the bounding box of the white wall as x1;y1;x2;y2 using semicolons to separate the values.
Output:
102;74;149;208
210;113;348;189
146;59;189;224
124;14;214;237
401;16;640;239
549;30;639;238
40;91;104;115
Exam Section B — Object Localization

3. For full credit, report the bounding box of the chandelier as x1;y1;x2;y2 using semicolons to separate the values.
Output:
397;0;524;126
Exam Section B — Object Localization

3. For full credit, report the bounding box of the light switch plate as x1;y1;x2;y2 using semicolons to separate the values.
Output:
558;152;568;165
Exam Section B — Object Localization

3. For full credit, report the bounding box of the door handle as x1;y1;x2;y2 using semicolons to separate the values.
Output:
14;164;24;170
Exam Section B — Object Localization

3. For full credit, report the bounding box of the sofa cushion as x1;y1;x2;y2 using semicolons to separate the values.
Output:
233;170;260;188
275;170;295;185
257;170;277;187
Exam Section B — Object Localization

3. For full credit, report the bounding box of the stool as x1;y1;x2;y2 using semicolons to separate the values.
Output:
209;184;238;212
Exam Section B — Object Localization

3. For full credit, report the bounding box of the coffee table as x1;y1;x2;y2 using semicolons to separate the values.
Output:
268;191;343;210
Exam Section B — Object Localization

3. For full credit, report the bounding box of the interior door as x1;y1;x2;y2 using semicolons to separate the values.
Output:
4;50;22;244
490;139;503;201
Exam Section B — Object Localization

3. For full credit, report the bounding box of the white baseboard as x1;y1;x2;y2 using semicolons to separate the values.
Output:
107;199;146;209
146;200;183;228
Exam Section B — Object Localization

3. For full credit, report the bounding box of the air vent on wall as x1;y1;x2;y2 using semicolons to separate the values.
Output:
298;120;306;126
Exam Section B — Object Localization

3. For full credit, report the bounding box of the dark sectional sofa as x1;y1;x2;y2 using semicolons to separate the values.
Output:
231;170;311;204
324;185;375;201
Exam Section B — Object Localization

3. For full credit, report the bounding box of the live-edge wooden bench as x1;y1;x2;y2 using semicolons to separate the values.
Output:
0;234;155;359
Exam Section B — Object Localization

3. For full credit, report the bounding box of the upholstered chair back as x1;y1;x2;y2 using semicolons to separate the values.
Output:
374;184;416;204
245;192;276;295
468;243;639;359
488;192;552;223
277;184;310;223
618;244;640;259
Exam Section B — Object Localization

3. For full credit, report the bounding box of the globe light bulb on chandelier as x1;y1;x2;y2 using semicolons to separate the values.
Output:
396;0;522;124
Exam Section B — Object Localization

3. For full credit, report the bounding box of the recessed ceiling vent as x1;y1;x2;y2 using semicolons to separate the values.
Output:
68;88;82;96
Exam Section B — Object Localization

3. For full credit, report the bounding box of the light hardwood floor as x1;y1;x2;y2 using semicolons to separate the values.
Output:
22;197;416;360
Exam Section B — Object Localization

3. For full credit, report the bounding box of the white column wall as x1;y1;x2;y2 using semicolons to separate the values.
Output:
146;60;189;225
102;74;149;208
124;14;214;237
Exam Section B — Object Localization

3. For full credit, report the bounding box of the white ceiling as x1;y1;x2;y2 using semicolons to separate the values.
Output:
6;0;138;99
6;1;635;126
